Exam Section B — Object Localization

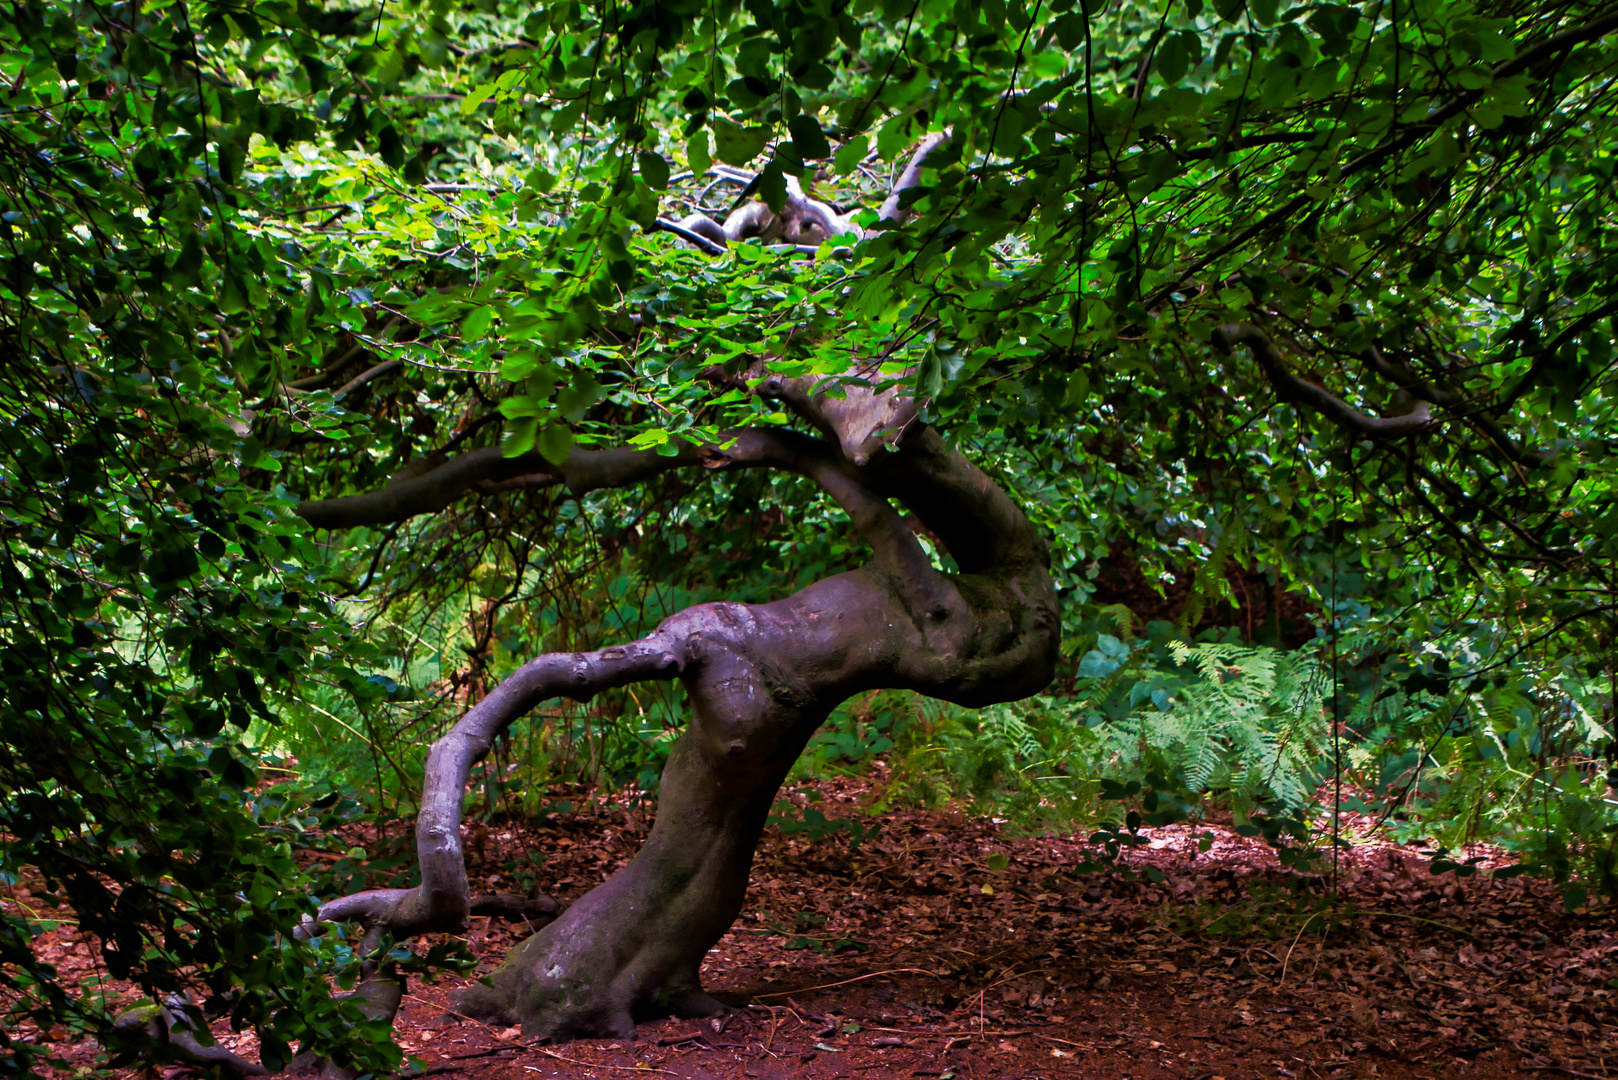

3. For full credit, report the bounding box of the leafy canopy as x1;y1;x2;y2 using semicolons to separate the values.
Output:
3;0;1618;1070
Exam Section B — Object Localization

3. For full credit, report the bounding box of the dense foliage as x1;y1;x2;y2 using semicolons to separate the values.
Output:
3;0;1617;1070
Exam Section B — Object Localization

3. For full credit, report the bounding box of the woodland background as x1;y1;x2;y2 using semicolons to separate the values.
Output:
2;0;1617;1073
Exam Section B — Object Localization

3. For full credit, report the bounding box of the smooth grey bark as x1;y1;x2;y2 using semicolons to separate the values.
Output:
663;134;954;252
291;133;1055;1046
297;388;1057;1043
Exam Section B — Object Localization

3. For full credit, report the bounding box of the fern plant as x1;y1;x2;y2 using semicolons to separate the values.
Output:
1099;642;1331;816
878;641;1332;831
877;693;1104;830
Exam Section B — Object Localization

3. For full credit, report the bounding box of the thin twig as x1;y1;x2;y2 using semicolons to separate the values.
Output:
1279;910;1325;986
752;968;943;999
399;1044;524;1077
1522;1066;1612;1080
1035;1033;1090;1049
525;1049;676;1074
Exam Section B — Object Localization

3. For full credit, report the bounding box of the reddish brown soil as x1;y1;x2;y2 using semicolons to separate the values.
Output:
10;771;1616;1080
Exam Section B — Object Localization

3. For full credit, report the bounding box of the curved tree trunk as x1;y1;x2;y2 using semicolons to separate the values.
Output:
292;136;1057;1046
301;409;1057;1043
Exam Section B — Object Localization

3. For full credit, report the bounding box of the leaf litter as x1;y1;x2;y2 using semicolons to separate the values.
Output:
7;767;1614;1080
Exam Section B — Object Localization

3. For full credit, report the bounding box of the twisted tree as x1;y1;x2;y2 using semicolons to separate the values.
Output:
288;160;1058;1047
12;0;1618;1074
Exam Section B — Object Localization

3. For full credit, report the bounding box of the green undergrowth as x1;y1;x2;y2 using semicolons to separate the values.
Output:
873;627;1333;835
794;619;1618;908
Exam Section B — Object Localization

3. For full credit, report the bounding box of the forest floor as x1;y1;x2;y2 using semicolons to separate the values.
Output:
12;765;1618;1080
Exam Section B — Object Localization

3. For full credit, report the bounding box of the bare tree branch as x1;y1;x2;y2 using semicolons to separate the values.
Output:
1357;336;1554;465
654;216;728;255
1214;322;1435;440
662;133;953;256
335;358;403;398
306;632;690;937
879;130;953;226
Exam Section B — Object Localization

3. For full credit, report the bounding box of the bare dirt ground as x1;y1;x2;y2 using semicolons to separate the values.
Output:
11;768;1616;1080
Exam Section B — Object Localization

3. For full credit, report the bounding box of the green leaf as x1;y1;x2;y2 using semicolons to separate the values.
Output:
503;416;538;455
787;114;831;160
712;118;769;166
638;151;671;190
219;142;247;185
219;273;246;315
498;395;545;419
833;135;868;175
916;346;943;398
460;82;496;115
1096;633;1129;659
1077;650;1122;678
460;305;496;341
758;159;787;213
538;423;574;466
500;350;541;381
378;125;405;169
876;113;913;161
1157;33;1190;83
557;373;603;421
687;131;713;177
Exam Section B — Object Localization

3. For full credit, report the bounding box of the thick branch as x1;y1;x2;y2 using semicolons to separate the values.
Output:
297;446;552;528
297;373;935;534
665;133;952;254
470;893;564;921
295;440;744;530
114;999;269;1080
1356;330;1552;466
879;130;953;226
312;635;688;937
1360;340;1460;408
1214;323;1434;440
296;432;799;531
752;364;923;466
654;216;728;255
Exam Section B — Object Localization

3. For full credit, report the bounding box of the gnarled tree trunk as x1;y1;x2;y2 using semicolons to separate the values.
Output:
299;404;1058;1044
289;140;1058;1049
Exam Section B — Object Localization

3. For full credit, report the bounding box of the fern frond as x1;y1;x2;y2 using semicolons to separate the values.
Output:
1141;643;1330;810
